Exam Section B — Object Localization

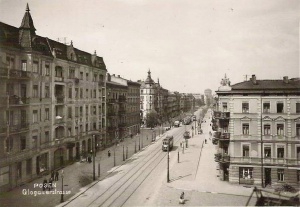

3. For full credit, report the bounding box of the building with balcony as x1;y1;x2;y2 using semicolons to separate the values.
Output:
0;4;107;192
106;74;140;145
214;74;300;189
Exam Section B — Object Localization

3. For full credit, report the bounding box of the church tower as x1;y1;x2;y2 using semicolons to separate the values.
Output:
19;3;36;48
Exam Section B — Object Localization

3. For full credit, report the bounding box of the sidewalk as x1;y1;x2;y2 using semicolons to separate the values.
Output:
0;126;166;207
160;109;256;205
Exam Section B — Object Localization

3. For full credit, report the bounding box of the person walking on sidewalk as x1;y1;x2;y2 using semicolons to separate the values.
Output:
51;170;54;180
48;177;53;191
108;150;111;157
55;170;59;181
43;178;47;191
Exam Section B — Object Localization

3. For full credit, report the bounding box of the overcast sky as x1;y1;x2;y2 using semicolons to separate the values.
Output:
0;0;299;93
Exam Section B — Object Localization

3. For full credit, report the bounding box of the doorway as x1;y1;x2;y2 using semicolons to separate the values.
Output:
265;168;271;187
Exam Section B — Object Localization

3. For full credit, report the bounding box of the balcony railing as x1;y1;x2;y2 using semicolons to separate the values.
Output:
118;123;127;128
9;122;29;133
118;110;126;115
98;81;105;87
220;132;230;140
55;95;65;104
9;96;30;106
229;157;297;166
9;69;31;79
0;147;37;166
214;153;230;163
118;96;126;102
213;111;230;119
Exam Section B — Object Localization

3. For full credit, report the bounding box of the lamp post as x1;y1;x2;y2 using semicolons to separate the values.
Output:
167;140;170;183
93;135;96;181
123;145;125;161
60;170;64;203
138;133;141;151
126;146;128;159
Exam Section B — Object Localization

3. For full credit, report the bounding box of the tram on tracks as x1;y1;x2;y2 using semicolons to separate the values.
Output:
162;135;174;151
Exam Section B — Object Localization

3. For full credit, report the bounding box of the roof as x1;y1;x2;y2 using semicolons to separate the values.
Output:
217;78;300;95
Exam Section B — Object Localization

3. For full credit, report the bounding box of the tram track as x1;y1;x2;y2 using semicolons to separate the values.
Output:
62;125;190;207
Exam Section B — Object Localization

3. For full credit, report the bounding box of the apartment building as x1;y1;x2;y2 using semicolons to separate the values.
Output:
106;74;140;145
213;74;300;189
0;5;106;192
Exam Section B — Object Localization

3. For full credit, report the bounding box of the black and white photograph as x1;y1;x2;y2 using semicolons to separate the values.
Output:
0;0;299;206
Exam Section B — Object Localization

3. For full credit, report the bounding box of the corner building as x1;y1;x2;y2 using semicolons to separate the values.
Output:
214;75;300;189
0;5;107;192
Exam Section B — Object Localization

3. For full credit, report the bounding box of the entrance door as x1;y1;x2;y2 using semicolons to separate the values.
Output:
265;168;271;187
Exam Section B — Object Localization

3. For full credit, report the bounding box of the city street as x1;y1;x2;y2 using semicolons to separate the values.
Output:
0;126;165;207
56;109;257;206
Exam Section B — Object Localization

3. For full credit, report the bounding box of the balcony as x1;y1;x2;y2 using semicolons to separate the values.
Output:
54;76;64;82
108;99;116;104
55;95;65;104
98;81;105;87
118;95;126;103
9;122;29;133
118;123;127;128
0;148;37;166
220;132;230;141
118;109;126;115
107;126;117;131
0;68;8;78
214;153;230;163
213;111;230;119
9;69;31;79
9;96;30;106
55;116;65;125
107;111;116;116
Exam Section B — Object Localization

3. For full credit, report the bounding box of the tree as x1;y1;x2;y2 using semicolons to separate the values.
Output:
145;110;159;128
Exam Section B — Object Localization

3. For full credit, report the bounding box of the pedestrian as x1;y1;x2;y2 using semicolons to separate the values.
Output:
55;170;59;181
205;139;207;144
48;177;53;191
108;150;111;157
179;192;185;204
43;177;47;191
51;170;54;180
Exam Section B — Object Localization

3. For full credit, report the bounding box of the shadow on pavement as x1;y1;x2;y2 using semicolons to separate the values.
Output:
169;174;192;183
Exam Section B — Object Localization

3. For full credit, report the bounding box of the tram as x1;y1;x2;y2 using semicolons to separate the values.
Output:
162;135;174;151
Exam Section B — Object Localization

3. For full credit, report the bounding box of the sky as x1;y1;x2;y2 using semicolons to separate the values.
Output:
0;0;299;94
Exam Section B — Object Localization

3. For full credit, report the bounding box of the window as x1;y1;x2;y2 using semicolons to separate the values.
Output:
277;124;284;136
297;170;300;182
264;146;271;158
222;102;228;111
20;136;26;150
80;88;83;98
93;106;96;115
80;106;83;117
68;88;72;98
277;102;284;113
26;159;32;175
264;124;271;135
45;64;50;76
33;110;38;123
45;86;50;98
86;89;89;98
69;67;75;79
33;61;39;73
242;102;249;113
240;167;253;179
21;60;27;71
93;122;97;130
75;88;79;98
296;103;300;114
242;145;250;157
242;123;249;135
32;136;37;148
45;131;49;143
6;55;14;69
296;146;300;160
263;102;270;113
80;72;83;80
277;169;284;181
33;85;38;98
86;106;89;116
277;147;284;158
297;124;300;136
93;73;97;81
86;73;89;81
75;107;79;117
45;108;49;120
55;66;63;77
93;89;96;98
68;107;72;118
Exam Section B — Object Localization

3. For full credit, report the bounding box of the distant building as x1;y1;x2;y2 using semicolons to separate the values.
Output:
213;74;300;189
106;74;140;144
0;4;107;192
204;88;213;106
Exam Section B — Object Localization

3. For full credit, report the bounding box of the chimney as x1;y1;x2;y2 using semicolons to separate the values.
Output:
251;74;257;85
283;76;289;84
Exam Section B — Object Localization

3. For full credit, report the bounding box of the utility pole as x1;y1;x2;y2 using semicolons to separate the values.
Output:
93;135;95;181
167;140;170;183
123;145;125;161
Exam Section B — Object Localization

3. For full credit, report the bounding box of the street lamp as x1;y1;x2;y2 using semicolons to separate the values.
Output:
167;140;170;183
60;170;64;203
93;135;96;181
